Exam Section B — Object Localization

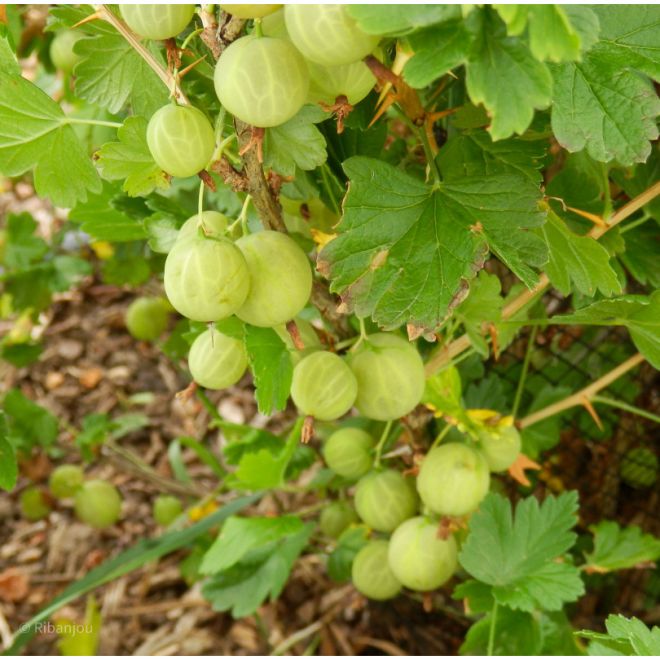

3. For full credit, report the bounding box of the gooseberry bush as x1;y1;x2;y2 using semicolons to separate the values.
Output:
1;3;660;655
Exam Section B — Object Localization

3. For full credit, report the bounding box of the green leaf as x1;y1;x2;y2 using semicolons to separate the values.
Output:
4;493;259;655
200;514;304;574
244;325;293;415
423;365;463;417
541;211;621;297
494;561;584;612
202;522;313;617
452;579;494;614
97;116;169;196
496;5;588;63
73;34;168;116
403;19;474;88
263;105;327;177
620;221;660;289
68;181;148;242
590;6;660;80
144;214;180;253
51;256;93;292
550;56;660;166
552;292;660;369
438;130;546;183
318;157;546;333
578;615;660;656
584;521;660;573
0;414;18;491
526;7;582;62
459;492;583;612
461;606;542;655
520;385;572;458
346;4;461;36
3;388;59;454
465;12;552;140
0;71;102;208
0;29;20;76
3;213;48;269
455;271;503;357
229;418;302;490
75;413;111;461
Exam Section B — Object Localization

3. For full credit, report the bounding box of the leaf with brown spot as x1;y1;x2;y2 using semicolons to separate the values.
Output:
319;157;545;332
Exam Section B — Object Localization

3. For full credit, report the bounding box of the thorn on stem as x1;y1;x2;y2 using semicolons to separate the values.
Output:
197;169;217;191
176;380;198;400
302;415;315;444
286;320;305;351
238;126;265;163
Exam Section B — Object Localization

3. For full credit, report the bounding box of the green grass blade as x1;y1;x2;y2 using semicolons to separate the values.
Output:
3;493;260;655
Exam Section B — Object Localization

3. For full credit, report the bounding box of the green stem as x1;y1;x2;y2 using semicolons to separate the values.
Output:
65;117;122;129
430;423;452;449
592;395;660;425
180;27;203;51
419;125;442;186
333;335;360;351
319;164;342;215
254;18;264;37
350;317;369;352
487;601;498;656
391;104;441;186
511;325;537;419
620;212;651;234
600;162;612;219
197;179;205;226
374;420;394;467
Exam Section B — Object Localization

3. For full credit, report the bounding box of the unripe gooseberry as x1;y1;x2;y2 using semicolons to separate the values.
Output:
178;211;229;242
235;231;312;327
322;427;373;479
284;4;380;67
153;495;183;526
214;35;309;127
388;516;458;591
74;479;122;529
20;486;51;521
290;351;357;421
354;469;418;533
319;501;358;538
188;327;248;389
477;424;521;473
220;4;281;19
416;443;490;517
120;4;195;40
352;540;401;601
49;464;84;498
163;234;250;322
349;333;426;421
50;31;83;73
146;104;215;178
620;447;658;489
125;296;170;341
306;55;378;106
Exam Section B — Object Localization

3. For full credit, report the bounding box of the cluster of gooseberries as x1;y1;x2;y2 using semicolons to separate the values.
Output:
21;464;184;529
94;4;384;179
318;421;522;600
20;465;122;529
56;4;529;599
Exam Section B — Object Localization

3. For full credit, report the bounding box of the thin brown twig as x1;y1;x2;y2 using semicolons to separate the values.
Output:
519;353;645;428
424;181;660;376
